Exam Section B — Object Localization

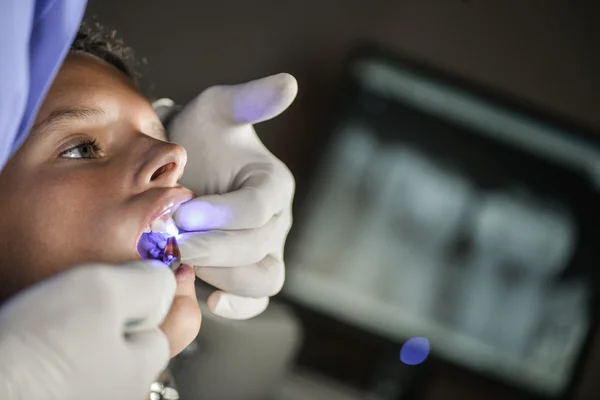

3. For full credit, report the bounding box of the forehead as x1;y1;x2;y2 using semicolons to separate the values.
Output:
42;52;140;111
32;52;165;139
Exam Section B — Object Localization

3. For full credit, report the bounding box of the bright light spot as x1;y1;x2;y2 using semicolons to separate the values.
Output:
400;337;430;365
159;218;179;238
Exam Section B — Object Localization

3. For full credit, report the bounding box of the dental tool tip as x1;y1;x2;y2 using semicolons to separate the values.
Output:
163;236;181;267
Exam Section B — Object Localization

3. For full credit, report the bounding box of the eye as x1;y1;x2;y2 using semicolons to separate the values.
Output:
59;139;102;159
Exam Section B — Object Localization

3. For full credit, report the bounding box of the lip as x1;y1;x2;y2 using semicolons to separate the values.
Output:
141;186;195;237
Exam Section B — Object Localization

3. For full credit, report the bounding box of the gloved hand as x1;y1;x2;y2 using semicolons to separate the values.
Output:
156;73;297;320
0;261;175;400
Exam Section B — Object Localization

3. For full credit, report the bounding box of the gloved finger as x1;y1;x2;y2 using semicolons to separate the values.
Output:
152;98;179;123
195;254;285;298
204;73;298;126
177;213;280;267
125;328;170;387
173;167;293;230
206;291;270;320
112;261;176;334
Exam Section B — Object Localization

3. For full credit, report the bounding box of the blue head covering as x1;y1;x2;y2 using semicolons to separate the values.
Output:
0;0;87;172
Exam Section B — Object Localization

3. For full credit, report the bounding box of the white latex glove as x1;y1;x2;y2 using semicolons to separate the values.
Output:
0;261;175;400
156;73;297;320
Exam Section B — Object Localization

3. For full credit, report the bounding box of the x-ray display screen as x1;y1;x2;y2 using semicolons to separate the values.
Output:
285;54;599;397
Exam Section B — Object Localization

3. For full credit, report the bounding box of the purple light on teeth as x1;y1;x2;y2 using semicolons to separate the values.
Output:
149;248;161;259
137;232;168;261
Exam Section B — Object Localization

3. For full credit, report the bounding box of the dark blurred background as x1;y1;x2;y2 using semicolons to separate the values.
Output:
85;0;599;189
84;1;600;399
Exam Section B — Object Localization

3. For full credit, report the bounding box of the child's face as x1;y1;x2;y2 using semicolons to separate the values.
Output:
0;53;194;311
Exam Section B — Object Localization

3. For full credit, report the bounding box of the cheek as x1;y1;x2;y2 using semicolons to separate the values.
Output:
0;173;131;301
0;179;101;293
32;177;135;263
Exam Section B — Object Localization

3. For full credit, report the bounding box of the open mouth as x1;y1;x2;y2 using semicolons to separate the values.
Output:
137;231;170;262
137;211;180;263
136;187;195;262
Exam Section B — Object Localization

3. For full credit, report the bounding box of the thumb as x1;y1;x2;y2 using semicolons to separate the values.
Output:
200;73;298;126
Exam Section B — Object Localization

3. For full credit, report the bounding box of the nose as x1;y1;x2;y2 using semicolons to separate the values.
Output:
135;141;188;189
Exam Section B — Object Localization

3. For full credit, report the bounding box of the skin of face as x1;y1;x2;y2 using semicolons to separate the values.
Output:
0;52;201;357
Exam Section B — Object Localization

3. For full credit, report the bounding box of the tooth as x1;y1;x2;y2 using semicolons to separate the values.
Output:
150;211;179;237
151;215;169;233
143;225;151;233
162;218;179;237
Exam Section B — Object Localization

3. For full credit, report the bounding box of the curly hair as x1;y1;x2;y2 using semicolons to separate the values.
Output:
70;20;142;85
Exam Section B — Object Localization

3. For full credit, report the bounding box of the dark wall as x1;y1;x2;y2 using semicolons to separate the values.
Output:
85;0;599;188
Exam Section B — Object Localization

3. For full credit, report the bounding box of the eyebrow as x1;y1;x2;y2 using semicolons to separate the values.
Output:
29;107;106;138
29;106;167;139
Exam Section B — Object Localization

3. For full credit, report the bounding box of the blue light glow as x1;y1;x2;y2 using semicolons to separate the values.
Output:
174;201;231;231
400;337;430;365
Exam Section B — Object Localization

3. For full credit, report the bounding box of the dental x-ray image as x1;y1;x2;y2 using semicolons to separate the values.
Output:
457;190;583;359
293;123;378;279
286;123;590;396
283;47;600;399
